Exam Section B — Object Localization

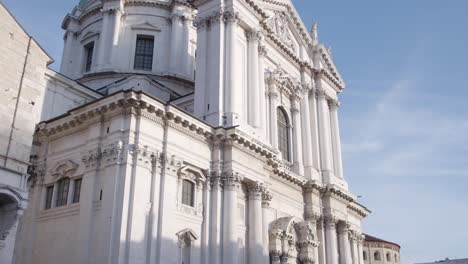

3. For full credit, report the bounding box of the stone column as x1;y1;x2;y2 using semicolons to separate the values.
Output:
291;97;304;175
308;88;321;173
169;14;183;74
317;218;327;264
351;232;360;264
324;216;339;264
209;175;223;264
247;30;261;127
316;88;334;179
224;11;241;126
338;222;353;264
259;45;267;134
248;182;264;264
300;86;316;180
357;234;365;264
262;188;272;264
329;99;344;179
222;172;241;263
269;81;279;149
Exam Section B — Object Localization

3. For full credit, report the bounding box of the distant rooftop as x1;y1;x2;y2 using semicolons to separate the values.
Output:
417;258;468;264
364;234;401;249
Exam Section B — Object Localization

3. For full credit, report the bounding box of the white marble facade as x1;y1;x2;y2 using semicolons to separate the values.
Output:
13;0;371;264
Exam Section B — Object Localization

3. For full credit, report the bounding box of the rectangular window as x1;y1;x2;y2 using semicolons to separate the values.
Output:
134;35;154;71
84;42;94;72
56;178;70;207
45;186;54;209
72;178;82;203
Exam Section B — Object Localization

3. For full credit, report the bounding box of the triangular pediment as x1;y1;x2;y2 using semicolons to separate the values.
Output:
317;44;345;88
130;21;162;32
255;0;345;88
257;0;314;49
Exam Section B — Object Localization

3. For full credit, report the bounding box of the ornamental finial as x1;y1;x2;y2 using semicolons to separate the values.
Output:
311;22;318;45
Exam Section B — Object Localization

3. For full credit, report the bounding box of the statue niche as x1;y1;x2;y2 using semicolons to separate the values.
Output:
269;217;319;264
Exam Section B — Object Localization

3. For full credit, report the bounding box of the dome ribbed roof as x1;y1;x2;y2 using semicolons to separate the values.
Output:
78;0;91;8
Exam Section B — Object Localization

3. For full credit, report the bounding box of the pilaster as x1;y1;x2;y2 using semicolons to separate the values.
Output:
261;188;272;264
247;30;261;128
315;88;335;182
329;99;344;179
291;96;304;175
224;11;241;126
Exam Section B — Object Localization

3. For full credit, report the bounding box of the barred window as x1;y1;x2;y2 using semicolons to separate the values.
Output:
84;42;94;72
45;186;54;209
72;178;82;203
56;178;70;207
134;35;154;71
181;180;195;207
277;107;290;161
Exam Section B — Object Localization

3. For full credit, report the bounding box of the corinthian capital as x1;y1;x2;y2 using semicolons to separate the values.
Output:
247;181;263;197
314;88;327;99
246;30;261;42
222;171;243;190
262;188;273;207
224;11;240;24
328;99;340;110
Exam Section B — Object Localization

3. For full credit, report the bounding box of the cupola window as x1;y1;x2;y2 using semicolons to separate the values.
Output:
84;41;94;72
134;34;154;71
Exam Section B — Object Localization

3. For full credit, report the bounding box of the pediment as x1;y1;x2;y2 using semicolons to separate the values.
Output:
257;0;314;48
131;21;162;32
264;10;300;54
317;44;345;88
80;30;100;42
50;160;78;178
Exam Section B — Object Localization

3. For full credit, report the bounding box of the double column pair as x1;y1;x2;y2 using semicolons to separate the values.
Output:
222;177;271;264
324;216;353;264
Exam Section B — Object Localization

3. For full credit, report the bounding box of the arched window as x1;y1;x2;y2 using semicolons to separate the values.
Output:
181;180;195;207
374;251;381;261
363;251;367;260
395;253;398;262
386;252;391;261
277;107;290;161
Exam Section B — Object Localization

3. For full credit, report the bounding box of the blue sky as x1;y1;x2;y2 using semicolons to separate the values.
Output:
2;0;468;263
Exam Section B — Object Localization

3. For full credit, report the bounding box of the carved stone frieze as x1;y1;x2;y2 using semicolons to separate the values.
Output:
266;11;296;53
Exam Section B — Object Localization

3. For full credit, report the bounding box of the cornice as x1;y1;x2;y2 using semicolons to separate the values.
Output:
269;158;305;187
322;184;356;203
347;201;371;218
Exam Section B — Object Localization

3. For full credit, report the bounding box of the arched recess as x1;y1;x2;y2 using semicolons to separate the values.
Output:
0;187;24;246
269;216;318;264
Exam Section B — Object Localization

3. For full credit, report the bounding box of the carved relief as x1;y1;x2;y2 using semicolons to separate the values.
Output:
266;11;296;53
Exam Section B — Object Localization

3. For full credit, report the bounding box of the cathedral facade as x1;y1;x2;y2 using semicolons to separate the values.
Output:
13;0;370;264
